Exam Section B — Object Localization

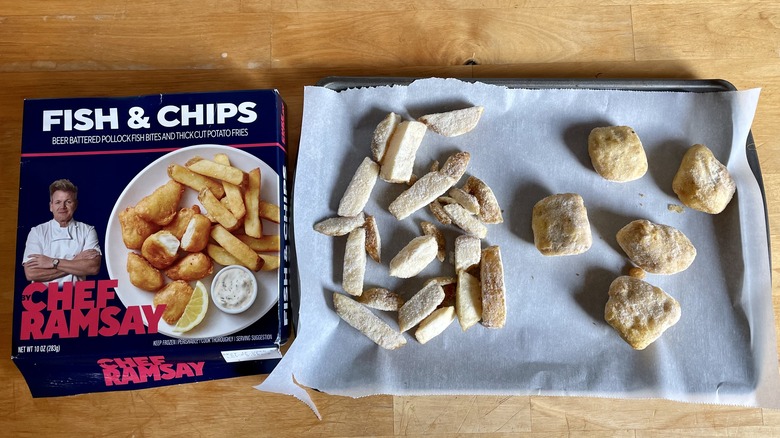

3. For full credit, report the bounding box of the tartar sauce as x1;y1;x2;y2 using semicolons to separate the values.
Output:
213;267;255;310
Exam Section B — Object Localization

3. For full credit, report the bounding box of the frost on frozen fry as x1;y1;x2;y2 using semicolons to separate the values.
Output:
456;270;482;331
463;176;503;224
338;157;380;217
443;203;487;239
420;221;446;262
418;106;484;137
389;235;439;278
480;246;506;329
333;293;406;350
415;306;456;344
398;282;445;332
343;227;366;296
314;212;365;236
379;120;427;183
357;287;404;311
370;112;401;163
364;214;381;263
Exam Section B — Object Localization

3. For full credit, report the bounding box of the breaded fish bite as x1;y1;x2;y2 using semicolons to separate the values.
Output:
588;126;648;182
119;206;160;250
153;280;194;325
135;180;185;226
141;230;180;269
162;205;201;240
672;144;736;214
532;193;592;256
617;219;696;274
165;252;213;281
127;252;164;292
605;276;681;350
180;214;211;252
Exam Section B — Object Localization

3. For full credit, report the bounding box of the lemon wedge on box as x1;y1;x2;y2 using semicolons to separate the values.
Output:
173;281;208;333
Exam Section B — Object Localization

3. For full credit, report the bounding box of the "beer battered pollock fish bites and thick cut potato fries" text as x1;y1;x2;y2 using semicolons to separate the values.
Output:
119;153;282;332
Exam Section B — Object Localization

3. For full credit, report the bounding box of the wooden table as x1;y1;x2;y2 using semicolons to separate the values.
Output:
2;1;779;436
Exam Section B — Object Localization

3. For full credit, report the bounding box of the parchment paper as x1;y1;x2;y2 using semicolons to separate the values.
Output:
258;78;780;417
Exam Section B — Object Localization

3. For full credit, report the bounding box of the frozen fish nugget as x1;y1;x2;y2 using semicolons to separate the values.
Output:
617;219;696;274
605;276;681;350
672;144;736;214
588;126;648;182
532;193;592;256
134;180;184;226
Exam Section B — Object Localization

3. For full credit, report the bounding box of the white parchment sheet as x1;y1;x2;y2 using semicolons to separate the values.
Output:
258;78;780;416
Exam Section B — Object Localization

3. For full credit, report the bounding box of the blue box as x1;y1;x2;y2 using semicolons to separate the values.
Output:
12;89;291;397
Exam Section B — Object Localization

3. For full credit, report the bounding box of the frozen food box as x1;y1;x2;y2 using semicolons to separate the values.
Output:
11;89;291;397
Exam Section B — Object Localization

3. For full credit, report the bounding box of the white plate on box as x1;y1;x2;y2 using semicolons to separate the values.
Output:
105;144;279;339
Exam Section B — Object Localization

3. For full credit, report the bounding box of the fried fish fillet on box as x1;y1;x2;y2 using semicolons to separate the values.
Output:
180;214;211;253
314;212;365;236
415;306;456;344
167;164;225;199
480;246;506;329
338;157;380;217
364;214;381;263
134;180;185;226
343;227;366;296
357;287;404;311
119;206;160;250
379;120;427;184
398;282;445;332
162;206;201;240
463;176;503;224
333;293;406;350
127;252;164;292
371;112;401;163
418;106;484;137
388;152;470;220
389;235;439;278
153;280;194;325
141;230;180;269
456;270;482;331
165;252;214;281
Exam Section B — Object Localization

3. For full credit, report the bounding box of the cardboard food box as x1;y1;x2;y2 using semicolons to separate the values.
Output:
11;89;291;397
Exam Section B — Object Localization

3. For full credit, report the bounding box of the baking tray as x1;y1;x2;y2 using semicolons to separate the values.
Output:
285;77;770;331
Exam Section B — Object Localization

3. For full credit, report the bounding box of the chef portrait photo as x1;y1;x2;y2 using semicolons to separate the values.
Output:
22;178;102;284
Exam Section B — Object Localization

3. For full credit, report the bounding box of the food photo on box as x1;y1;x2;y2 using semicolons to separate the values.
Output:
12;89;291;396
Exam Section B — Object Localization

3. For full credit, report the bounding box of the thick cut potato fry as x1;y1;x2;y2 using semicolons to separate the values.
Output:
243;168;262;237
398;282;445;332
333;293;406;350
480;245;506;329
388;235;438;278
364;214;381;263
258;254;281;271
313;213;365;236
338;157;380;217
206;243;241;266
258;200;280;223
343;228;366;296
357;287;404;311
415;306;456;344
167;163;225;199
237;234;280;252
187;157;246;186
213;153;247;221
198;187;239;230
210;224;263;271
456;270;482;331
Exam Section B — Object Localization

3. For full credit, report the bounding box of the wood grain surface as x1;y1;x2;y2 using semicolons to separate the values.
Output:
2;1;780;436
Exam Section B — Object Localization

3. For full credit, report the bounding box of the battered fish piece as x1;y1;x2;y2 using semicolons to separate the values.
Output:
180;214;211;252
617;219;696;274
588;126;647;182
134;180;185;226
141;230;180;269
532;193;592;256
672;144;736;214
153;280;194;325
119;206;160;250
165;252;214;281
126;252;164;292
162;205;201;240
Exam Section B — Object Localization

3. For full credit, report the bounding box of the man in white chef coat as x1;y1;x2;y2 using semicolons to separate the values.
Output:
22;179;102;284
